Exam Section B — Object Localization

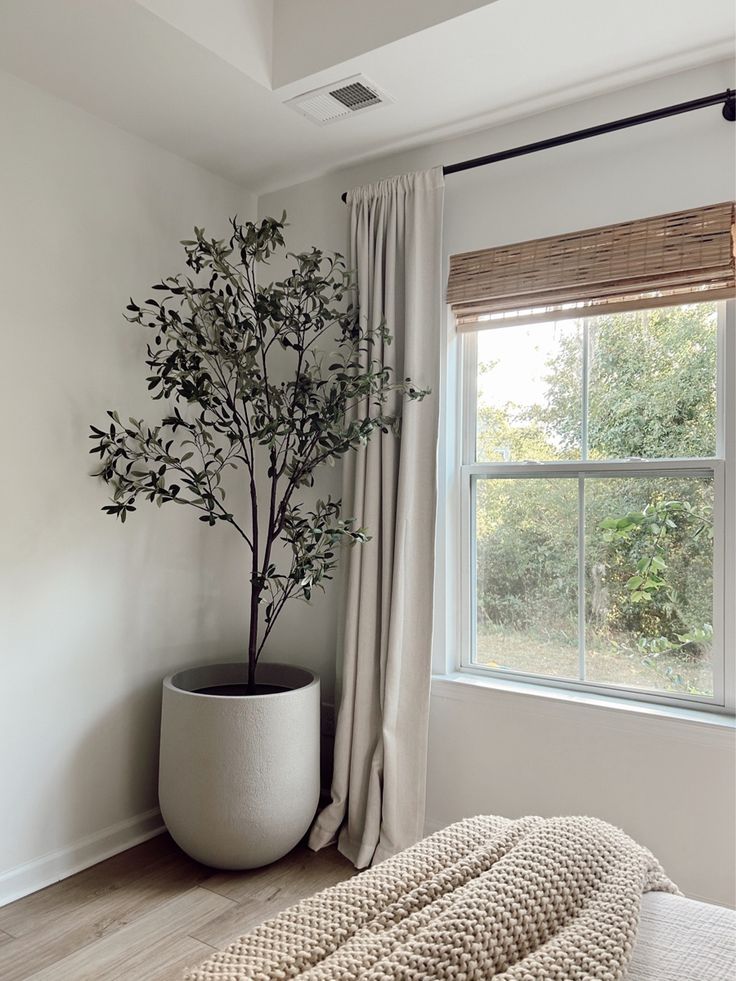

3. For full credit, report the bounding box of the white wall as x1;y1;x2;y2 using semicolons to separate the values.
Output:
0;71;256;901
258;59;736;906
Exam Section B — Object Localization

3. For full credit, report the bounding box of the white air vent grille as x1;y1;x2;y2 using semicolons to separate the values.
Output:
285;74;393;125
330;81;381;110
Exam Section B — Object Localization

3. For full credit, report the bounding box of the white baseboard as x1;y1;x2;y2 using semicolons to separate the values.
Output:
0;808;165;908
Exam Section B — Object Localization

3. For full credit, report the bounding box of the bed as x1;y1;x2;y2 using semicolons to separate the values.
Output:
185;815;736;980
629;892;735;980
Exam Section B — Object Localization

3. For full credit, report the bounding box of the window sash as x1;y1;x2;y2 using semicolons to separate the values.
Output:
456;302;732;713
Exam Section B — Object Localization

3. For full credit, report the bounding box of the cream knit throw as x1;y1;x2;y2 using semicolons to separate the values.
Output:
185;815;679;980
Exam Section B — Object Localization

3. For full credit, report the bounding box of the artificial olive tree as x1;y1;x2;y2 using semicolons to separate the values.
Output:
90;216;427;690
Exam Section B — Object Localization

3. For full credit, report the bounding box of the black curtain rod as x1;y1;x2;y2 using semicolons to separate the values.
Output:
340;88;735;202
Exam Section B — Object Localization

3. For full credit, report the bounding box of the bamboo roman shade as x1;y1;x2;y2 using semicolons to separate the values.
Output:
448;202;736;328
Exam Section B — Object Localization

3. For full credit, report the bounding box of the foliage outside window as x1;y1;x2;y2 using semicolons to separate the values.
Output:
462;301;729;707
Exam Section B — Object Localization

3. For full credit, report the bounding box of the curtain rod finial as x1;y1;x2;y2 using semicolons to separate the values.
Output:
723;90;735;122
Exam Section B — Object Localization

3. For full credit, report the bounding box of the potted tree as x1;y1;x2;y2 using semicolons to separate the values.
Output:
89;216;427;869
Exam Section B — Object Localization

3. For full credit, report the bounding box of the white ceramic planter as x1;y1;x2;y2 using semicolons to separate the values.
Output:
159;662;320;869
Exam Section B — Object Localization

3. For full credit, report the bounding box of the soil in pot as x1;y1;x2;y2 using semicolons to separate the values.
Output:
194;683;289;696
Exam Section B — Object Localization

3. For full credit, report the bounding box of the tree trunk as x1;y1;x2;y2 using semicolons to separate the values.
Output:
248;471;260;695
247;587;259;694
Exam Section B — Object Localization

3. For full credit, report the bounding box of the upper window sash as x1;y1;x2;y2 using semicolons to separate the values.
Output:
463;304;724;467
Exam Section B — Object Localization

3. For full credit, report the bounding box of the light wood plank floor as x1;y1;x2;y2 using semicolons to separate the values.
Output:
0;833;355;981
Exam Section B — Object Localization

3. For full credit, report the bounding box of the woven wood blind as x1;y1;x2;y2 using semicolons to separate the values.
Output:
448;202;736;329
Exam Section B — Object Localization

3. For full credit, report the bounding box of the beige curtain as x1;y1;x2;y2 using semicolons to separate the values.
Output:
309;168;444;868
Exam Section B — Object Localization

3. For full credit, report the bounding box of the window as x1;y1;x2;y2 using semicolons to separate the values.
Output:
457;300;733;709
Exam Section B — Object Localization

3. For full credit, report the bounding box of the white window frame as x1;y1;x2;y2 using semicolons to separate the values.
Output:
453;300;735;715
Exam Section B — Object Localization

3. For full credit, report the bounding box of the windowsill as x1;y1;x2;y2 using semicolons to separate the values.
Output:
431;671;736;732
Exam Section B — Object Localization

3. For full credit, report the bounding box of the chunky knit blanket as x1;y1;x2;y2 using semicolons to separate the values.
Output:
185;815;679;981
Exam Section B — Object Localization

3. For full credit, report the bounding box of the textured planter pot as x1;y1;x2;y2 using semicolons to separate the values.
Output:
159;661;320;870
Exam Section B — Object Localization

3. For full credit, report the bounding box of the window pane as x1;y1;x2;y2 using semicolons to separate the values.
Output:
474;477;579;679
476;320;583;462
585;475;714;696
587;303;717;460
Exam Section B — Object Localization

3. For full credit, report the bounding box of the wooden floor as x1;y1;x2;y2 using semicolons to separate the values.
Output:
0;833;355;981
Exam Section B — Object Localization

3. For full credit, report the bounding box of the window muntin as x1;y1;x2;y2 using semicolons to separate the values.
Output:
461;301;727;708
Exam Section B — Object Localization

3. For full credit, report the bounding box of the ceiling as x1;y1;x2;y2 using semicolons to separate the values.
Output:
0;0;733;194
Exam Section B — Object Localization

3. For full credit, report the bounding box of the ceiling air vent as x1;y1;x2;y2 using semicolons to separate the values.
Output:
285;74;393;126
